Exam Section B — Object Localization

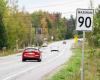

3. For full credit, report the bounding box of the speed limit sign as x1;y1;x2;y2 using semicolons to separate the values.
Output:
76;9;94;31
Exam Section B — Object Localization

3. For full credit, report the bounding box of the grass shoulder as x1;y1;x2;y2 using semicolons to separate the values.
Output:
45;48;82;80
44;45;100;80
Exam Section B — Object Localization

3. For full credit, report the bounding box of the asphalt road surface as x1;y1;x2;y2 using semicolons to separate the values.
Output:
0;40;74;80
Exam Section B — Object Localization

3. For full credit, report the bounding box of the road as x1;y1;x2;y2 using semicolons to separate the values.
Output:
0;40;74;80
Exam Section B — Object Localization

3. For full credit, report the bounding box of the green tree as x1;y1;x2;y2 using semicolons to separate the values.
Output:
86;5;100;47
66;15;75;39
0;0;7;49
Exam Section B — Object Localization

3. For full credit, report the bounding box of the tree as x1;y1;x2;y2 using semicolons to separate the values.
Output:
86;5;100;47
66;15;76;39
0;0;7;49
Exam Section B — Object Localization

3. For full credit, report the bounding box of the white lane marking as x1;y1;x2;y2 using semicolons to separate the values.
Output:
2;49;66;80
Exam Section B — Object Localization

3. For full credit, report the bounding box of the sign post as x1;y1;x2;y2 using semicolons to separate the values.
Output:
76;9;93;80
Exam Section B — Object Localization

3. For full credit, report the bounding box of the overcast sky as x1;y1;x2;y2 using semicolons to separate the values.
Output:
16;0;100;18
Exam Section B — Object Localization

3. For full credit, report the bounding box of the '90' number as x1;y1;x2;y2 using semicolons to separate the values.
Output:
78;16;91;28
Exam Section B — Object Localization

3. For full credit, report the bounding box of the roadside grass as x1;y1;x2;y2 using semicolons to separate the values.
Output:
45;48;82;80
84;48;100;80
0;49;17;57
45;46;100;80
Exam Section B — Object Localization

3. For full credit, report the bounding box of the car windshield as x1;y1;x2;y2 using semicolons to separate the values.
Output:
25;48;37;52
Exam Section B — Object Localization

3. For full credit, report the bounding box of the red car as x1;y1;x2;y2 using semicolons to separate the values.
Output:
22;47;42;62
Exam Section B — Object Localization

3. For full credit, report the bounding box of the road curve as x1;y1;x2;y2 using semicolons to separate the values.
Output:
0;40;74;80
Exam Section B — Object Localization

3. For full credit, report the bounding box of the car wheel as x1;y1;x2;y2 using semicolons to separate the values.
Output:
37;59;41;62
51;50;53;52
57;50;59;52
22;58;26;62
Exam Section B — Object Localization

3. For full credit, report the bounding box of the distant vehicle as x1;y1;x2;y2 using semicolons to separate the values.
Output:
22;47;42;62
42;42;48;47
63;41;66;44
51;46;59;52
